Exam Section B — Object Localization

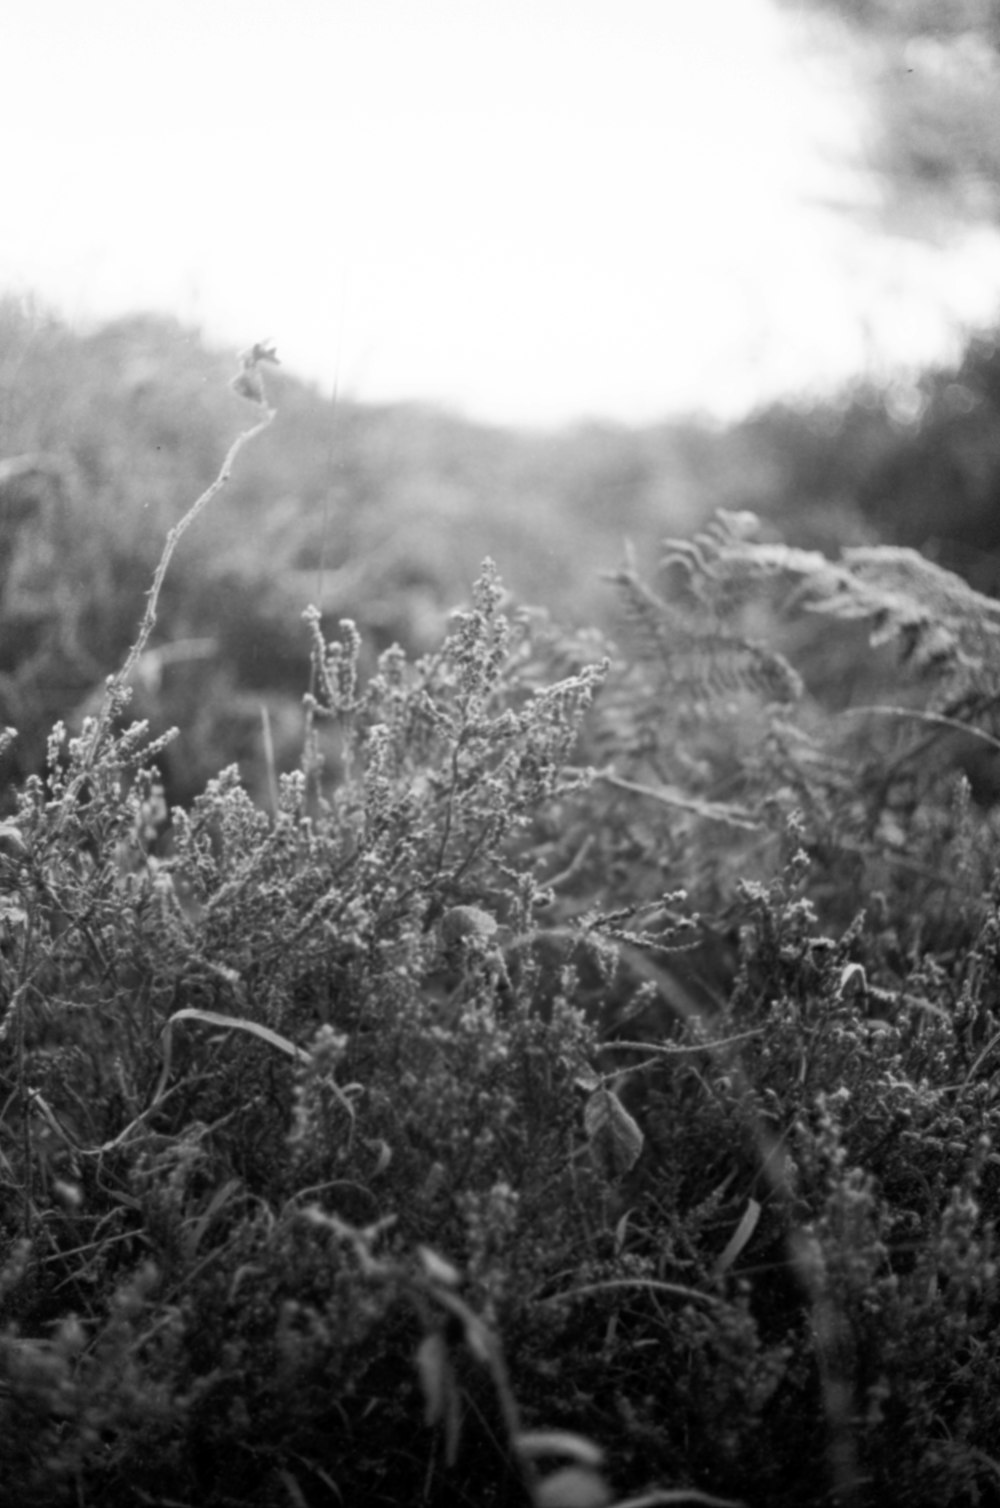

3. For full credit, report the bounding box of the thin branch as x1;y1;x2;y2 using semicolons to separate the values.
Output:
593;769;760;830
839;703;1000;757
62;401;275;809
536;1276;725;1309
599;1030;764;1058
117;409;276;713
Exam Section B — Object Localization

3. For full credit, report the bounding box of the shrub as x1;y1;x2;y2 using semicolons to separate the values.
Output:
2;371;1000;1508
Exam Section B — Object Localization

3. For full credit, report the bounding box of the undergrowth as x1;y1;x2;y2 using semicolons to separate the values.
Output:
1;373;999;1508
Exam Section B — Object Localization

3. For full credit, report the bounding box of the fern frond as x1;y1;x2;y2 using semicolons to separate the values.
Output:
655;511;1000;698
826;546;1000;675
662;510;836;618
608;524;803;708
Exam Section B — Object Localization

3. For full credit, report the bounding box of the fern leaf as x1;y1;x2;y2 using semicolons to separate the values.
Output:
610;562;801;705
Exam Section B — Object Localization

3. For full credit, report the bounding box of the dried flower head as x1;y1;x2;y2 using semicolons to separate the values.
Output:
230;339;280;405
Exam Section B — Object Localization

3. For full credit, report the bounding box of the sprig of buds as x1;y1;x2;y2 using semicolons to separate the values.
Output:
230;339;280;406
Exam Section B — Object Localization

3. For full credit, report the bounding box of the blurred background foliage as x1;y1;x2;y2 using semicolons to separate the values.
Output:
2;294;1000;809
3;1;1000;808
782;0;1000;236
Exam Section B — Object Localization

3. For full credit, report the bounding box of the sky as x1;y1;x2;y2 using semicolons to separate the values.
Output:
3;0;1000;429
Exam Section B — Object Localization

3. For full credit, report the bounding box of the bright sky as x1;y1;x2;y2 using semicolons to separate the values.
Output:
3;0;1000;428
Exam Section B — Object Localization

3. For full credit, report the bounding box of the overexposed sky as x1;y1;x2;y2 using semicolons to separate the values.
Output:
3;0;999;427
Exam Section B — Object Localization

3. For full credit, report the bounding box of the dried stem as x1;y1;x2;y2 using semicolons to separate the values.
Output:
120;409;275;693
67;403;275;798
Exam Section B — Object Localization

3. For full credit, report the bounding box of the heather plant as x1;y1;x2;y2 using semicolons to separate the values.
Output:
3;370;1000;1508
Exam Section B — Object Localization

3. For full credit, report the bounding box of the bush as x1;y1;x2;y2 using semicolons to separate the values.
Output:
2;366;1000;1508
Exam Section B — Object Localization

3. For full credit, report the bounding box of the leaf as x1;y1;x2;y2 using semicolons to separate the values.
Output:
534;1465;612;1508
0;823;26;861
612;1491;748;1506
182;1178;243;1261
584;1087;644;1179
838;962;867;999
418;1245;461;1287
0;899;27;929
431;1287;496;1367
714;1197;762;1275
613;1208;632;1257
365;1137;393;1175
515;1431;605;1467
443;1363;463;1466
461;1310;493;1366
415;1332;450;1426
163;1007;310;1064
415;1332;462;1466
441;904;498;946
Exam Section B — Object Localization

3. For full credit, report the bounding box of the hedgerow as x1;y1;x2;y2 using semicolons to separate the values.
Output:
1;359;999;1508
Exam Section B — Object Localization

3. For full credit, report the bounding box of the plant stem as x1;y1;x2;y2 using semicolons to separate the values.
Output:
65;406;275;804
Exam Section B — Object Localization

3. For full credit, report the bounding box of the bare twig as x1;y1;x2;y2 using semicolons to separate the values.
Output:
59;363;276;811
592;770;760;830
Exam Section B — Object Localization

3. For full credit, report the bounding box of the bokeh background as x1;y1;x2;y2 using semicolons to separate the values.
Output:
2;0;1000;803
